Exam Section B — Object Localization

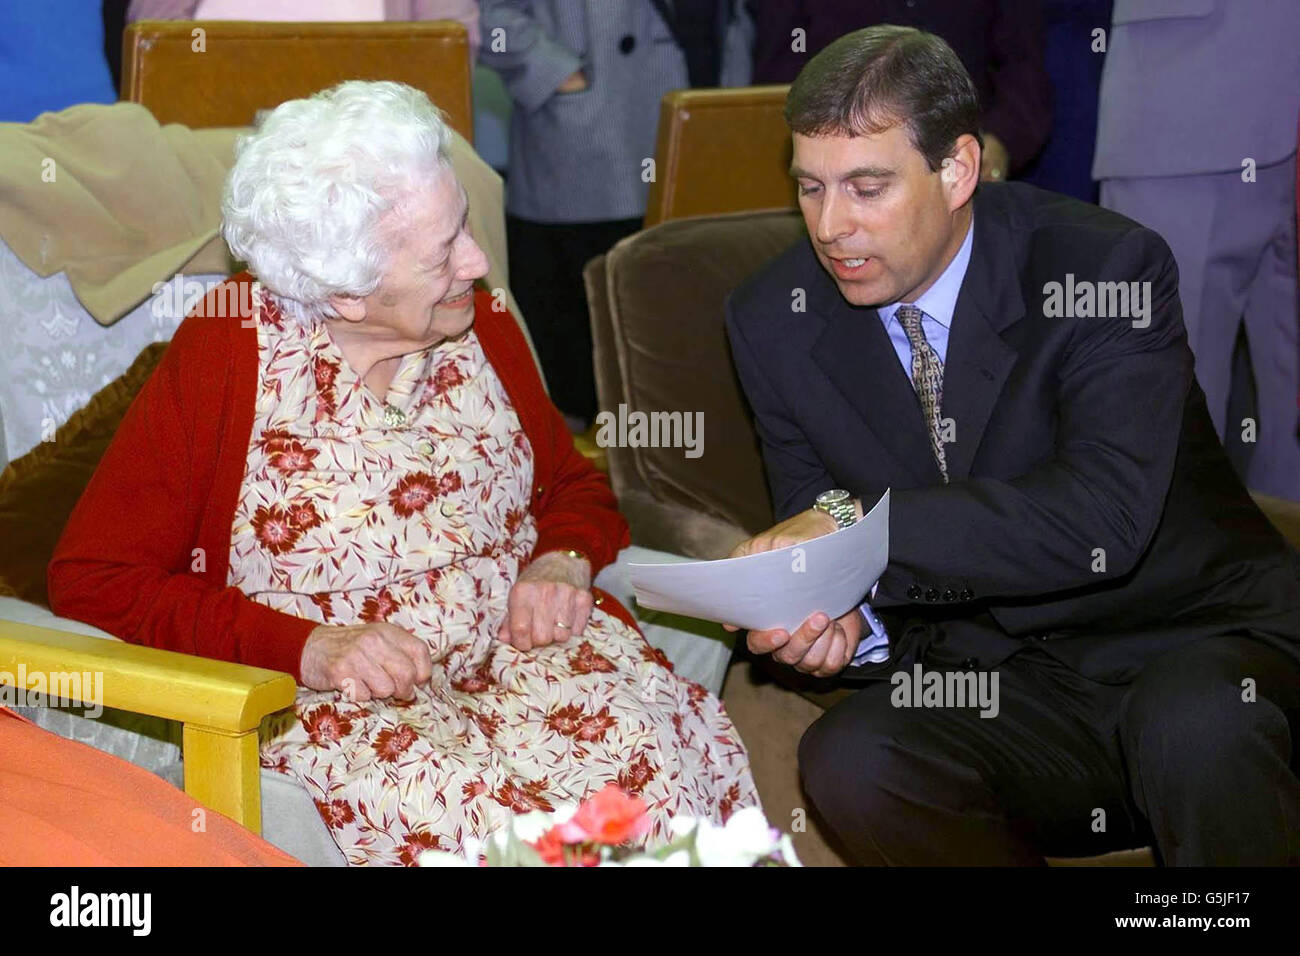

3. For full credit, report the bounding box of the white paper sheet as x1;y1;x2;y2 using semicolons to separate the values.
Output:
628;490;890;632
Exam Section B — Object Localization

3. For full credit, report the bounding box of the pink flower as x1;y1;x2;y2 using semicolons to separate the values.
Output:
531;826;599;867
556;784;651;846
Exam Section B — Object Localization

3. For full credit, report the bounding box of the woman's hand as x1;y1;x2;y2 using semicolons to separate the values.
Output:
498;550;594;652
300;622;433;702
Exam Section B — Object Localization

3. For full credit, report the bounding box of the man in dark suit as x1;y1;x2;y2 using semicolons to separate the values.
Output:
724;25;1300;865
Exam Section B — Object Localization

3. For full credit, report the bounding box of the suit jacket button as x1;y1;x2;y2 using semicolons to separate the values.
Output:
960;588;974;601
961;657;978;670
925;588;940;602
906;585;922;600
942;589;957;602
619;34;636;54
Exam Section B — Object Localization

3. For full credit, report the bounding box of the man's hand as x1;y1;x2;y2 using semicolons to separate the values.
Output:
727;507;839;560
556;69;588;93
300;622;433;702
746;607;864;678
979;131;1010;182
498;550;594;652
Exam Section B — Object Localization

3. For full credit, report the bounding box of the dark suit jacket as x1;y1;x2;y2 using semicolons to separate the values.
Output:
725;182;1300;683
750;0;1051;170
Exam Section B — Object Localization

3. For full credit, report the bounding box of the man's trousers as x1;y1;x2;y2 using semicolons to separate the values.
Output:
799;633;1300;865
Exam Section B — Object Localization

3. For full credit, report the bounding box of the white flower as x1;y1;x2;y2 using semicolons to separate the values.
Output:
509;810;554;843
617;849;692;867
694;808;781;867
418;849;471;867
668;815;700;838
776;835;803;867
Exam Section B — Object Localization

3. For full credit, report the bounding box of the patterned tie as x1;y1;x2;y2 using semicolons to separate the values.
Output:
896;304;949;483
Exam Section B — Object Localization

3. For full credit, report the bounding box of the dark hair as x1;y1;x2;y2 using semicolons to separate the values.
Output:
784;25;982;172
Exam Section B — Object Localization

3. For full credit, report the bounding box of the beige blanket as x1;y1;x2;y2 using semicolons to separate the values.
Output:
0;102;537;368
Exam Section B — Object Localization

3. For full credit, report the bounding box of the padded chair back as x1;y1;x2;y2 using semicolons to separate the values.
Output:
586;209;806;559
121;20;474;140
643;86;796;228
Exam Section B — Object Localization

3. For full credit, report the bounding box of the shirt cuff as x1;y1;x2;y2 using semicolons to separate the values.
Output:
853;598;891;665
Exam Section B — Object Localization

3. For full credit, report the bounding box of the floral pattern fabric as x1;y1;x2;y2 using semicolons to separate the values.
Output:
228;294;758;865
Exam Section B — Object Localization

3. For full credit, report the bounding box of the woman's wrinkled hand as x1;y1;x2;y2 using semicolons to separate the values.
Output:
300;622;433;702
498;550;594;652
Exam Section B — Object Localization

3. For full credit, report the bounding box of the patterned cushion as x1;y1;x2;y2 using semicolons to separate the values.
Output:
0;341;166;606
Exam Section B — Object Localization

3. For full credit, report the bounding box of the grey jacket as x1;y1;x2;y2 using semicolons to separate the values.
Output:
479;0;754;222
1093;0;1300;179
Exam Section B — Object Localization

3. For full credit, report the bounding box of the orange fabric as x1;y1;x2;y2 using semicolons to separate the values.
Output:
0;706;301;866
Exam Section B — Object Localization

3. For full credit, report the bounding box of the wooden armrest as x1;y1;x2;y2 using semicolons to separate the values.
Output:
0;619;297;834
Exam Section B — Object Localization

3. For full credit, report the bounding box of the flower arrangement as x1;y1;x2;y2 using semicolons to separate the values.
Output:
419;784;801;867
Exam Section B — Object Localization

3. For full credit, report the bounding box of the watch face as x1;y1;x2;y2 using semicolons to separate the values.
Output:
817;489;849;506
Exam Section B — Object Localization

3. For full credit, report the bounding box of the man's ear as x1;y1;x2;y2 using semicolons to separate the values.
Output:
328;294;367;323
939;134;980;210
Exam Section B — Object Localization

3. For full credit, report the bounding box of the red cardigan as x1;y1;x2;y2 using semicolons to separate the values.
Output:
48;279;631;681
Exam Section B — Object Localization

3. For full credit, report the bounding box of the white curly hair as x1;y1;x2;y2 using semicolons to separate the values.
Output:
222;80;456;323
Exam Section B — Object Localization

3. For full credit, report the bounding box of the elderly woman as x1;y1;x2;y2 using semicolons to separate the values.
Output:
48;81;756;865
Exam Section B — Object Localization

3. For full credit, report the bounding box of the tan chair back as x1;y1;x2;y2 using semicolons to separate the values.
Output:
587;209;808;559
122;20;474;141
643;86;796;228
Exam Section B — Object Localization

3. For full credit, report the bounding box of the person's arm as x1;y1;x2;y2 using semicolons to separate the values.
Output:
725;295;837;522
981;0;1053;173
530;407;629;577
47;316;316;679
476;0;585;112
527;378;629;579
875;227;1188;605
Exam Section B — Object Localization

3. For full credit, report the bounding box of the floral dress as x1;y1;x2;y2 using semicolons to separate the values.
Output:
228;295;759;865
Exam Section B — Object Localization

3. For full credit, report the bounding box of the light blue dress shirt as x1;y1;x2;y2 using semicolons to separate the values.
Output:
851;218;975;665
